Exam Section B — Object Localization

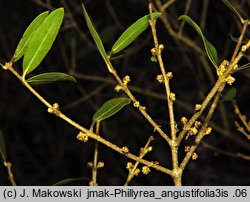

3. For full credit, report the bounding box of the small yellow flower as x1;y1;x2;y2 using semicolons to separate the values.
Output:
159;44;164;52
217;60;229;77
192;152;198;160
126;162;133;170
166;72;173;79
133;101;140;108
233;64;238;70
77;132;89;142
181;117;188;125
226;76;235;85
123;75;131;85
169;93;176;102
53;103;60;110
47;108;53;114
114;85;122;92
188;127;198;136
184;146;191;152
204;127;212;135
194;104;202;111
147;146;153;153
97;162;105;168
151;47;156;55
195;121;202;128
121;146;129;154
156;74;164;83
142;166;151;175
241;45;247;52
134;168;141;176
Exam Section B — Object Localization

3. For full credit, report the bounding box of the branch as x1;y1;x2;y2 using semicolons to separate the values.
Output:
180;92;221;171
4;63;172;176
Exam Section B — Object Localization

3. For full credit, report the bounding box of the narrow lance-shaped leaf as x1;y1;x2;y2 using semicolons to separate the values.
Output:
93;98;131;122
179;15;219;68
23;8;64;77
0;129;7;162
222;0;243;23
81;3;112;73
53;177;88;186
222;87;237;101
12;11;49;62
27;72;76;85
112;12;161;54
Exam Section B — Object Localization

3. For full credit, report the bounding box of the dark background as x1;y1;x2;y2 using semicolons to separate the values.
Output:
0;0;250;185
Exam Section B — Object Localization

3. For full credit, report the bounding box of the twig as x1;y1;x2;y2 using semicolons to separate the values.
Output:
149;2;176;141
231;20;249;62
72;72;250;149
62;83;108;110
180;92;221;171
32;0;54;10
124;136;154;186
155;0;204;55
233;101;250;133
177;38;250;145
235;121;250;140
178;0;192;35
106;62;171;145
155;0;215;83
149;2;180;185
4;63;172;176
4;161;16;186
200;0;209;30
91;121;100;186
162;0;176;11
201;141;250;161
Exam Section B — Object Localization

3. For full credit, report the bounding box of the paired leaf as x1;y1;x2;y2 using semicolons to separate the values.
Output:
12;11;49;62
222;87;237;101
27;72;76;85
179;15;219;68
0;129;7;162
93;97;131;122
222;0;243;22
112;12;161;54
81;3;112;73
53;177;88;186
23;8;64;77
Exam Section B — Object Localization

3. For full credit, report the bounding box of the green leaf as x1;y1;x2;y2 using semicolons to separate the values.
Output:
12;11;49;62
179;15;219;68
81;3;112;73
93;97;131;122
27;72;76;85
53;177;88;186
222;87;237;101
0;129;7;162
112;12;161;54
222;0;243;22
23;8;64;77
